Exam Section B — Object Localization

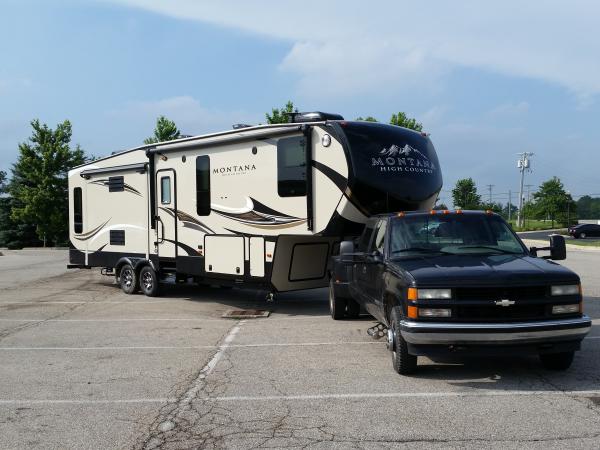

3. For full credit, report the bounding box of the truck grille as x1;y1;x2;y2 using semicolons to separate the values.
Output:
455;286;547;301
454;286;549;321
456;304;547;322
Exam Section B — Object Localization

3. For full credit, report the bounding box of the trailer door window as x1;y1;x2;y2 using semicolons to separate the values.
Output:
73;187;83;234
196;155;210;216
277;136;306;197
160;177;171;204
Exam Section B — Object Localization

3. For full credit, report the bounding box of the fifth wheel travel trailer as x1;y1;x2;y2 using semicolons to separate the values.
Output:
68;112;443;297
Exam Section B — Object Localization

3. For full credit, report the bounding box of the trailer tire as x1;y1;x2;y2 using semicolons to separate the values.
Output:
390;306;417;375
139;265;160;297
539;351;574;370
119;264;138;294
329;278;346;320
346;298;360;318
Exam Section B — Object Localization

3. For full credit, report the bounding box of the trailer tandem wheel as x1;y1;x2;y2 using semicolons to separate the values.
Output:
119;264;139;295
139;265;160;297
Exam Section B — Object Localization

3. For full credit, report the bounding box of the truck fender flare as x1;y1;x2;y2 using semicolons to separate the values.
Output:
383;291;401;325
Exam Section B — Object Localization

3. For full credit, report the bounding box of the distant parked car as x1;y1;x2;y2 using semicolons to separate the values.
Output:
568;224;600;239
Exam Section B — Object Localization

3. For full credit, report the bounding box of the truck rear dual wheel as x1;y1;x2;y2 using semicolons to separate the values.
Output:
390;306;417;375
539;351;574;370
329;279;360;320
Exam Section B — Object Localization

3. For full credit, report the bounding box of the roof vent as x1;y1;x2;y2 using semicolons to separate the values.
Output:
286;111;344;123
232;123;252;130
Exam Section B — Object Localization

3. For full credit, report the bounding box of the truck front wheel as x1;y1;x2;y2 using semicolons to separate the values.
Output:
539;351;574;370
390;307;417;375
329;278;346;320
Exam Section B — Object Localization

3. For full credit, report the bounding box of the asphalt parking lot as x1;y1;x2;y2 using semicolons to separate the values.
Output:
0;248;599;449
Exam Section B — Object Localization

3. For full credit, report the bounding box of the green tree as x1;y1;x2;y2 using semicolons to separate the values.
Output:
0;170;41;249
265;101;296;124
451;178;482;210
531;177;576;227
355;116;378;122
144;116;181;144
389;112;423;132
576;195;600;219
9;119;86;246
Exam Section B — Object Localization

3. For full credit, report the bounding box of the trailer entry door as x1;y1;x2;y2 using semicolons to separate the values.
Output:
155;169;177;260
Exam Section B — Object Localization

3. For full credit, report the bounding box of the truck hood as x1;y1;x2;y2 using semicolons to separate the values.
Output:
390;254;579;287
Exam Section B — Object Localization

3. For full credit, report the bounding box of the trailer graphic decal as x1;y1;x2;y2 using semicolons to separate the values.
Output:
212;197;305;228
158;207;215;234
372;144;437;174
73;218;111;241
89;179;142;196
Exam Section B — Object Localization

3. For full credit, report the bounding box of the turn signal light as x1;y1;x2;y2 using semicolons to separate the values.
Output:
407;305;418;319
407;287;418;301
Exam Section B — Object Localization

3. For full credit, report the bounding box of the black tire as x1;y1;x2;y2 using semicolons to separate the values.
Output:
390;306;417;375
580;232;586;239
346;298;361;318
139;265;160;297
539;351;574;370
329;278;346;320
119;264;138;294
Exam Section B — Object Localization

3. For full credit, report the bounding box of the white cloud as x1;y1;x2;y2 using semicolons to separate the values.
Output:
488;101;530;117
106;0;600;99
108;96;260;135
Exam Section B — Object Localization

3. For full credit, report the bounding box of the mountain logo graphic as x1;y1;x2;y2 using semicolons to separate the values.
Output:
379;144;429;161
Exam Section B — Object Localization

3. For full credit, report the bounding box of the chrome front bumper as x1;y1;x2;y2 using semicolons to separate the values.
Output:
400;316;592;345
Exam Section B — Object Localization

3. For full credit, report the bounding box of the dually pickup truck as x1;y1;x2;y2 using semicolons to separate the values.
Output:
330;210;591;375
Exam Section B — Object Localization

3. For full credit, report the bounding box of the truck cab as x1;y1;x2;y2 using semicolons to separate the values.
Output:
330;210;591;375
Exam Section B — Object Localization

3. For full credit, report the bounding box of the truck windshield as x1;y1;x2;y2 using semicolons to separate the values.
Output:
390;214;526;256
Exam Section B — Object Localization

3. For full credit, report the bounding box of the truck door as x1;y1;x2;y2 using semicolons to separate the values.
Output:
352;219;376;304
155;170;177;260
365;218;387;308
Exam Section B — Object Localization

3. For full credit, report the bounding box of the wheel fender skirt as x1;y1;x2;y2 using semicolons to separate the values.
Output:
115;257;151;272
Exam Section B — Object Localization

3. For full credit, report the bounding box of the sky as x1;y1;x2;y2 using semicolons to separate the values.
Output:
1;0;599;206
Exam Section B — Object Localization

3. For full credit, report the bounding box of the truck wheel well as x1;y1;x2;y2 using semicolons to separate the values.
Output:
383;293;399;326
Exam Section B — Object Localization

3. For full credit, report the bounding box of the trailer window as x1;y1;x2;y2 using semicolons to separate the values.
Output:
277;136;306;197
160;177;171;204
196;156;211;216
73;187;83;234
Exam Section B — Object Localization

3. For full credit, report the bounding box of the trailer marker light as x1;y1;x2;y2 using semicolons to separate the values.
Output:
407;306;418;319
486;209;493;215
321;134;331;147
266;253;272;258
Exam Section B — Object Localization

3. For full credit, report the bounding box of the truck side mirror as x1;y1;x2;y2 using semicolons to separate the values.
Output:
340;240;354;255
549;234;566;260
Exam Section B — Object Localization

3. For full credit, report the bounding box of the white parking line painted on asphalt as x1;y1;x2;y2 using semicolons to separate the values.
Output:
3;389;600;405
0;399;177;405
205;390;600;402
0;341;379;351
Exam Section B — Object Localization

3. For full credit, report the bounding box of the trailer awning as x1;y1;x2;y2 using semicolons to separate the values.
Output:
80;162;147;178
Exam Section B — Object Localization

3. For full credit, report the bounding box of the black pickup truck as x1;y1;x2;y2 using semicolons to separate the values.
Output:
330;210;591;375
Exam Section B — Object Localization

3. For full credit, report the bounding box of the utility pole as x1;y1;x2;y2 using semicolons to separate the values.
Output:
508;190;512;221
524;184;534;227
486;184;494;204
516;152;534;228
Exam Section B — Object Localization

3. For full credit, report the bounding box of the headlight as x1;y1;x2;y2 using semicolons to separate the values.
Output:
551;285;580;296
417;288;452;300
418;308;451;318
552;304;580;314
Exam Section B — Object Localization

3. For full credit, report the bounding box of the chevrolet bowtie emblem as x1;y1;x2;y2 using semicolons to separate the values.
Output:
495;299;515;307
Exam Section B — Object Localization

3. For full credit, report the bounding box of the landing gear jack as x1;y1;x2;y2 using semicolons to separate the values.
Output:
367;323;388;340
